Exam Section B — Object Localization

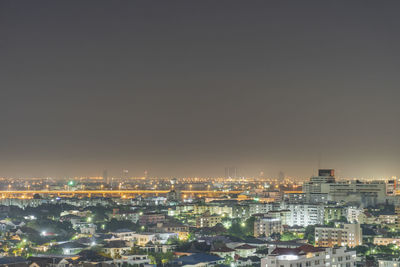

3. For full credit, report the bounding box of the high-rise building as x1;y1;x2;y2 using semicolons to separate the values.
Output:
224;167;237;179
303;169;336;194
102;170;108;183
318;169;335;177
304;169;387;205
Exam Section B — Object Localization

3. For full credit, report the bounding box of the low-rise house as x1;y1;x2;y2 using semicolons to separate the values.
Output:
59;214;81;224
111;229;136;241
234;244;257;258
171;253;223;267
156;232;179;244
210;246;236;259
0;257;29;266
28;256;72;267
79;223;97;235
154;221;189;233
55;241;87;255
141;241;176;253
114;254;151;266
132;233;157;246
236;256;261;266
102;240;131;258
130;232;178;246
0;220;25;229
76;249;112;265
0;223;8;231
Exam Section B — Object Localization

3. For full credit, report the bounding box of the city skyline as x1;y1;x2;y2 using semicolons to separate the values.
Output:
1;1;400;178
1;2;399;266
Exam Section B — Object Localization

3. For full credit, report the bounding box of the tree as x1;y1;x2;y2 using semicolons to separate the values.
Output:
244;216;255;236
226;217;255;238
223;255;233;265
148;252;174;266
106;219;140;232
270;232;281;241
304;225;316;244
280;231;298;241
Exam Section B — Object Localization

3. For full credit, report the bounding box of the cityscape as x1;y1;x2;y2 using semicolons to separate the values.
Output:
2;1;400;267
0;169;398;266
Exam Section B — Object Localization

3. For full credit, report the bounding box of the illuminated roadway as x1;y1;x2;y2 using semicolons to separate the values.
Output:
0;190;245;198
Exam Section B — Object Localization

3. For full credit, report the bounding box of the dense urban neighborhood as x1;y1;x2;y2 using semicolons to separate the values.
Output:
0;170;398;266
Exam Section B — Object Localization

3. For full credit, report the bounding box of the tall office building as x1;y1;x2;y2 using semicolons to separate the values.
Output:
224;167;237;179
278;171;285;181
122;169;129;180
318;169;335;177
103;170;108;184
303;169;336;194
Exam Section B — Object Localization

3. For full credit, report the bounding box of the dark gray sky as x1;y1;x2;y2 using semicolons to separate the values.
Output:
1;1;400;178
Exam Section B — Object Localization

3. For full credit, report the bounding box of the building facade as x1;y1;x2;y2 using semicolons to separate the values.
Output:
315;223;362;248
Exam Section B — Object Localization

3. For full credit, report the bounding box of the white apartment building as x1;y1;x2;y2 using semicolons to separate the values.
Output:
287;204;324;227
249;203;276;216
379;259;400;267
193;204;233;217
346;206;363;223
261;245;356;267
254;216;282;237
315;223;362;248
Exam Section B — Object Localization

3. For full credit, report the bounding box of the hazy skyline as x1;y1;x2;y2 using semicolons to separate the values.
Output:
1;1;400;178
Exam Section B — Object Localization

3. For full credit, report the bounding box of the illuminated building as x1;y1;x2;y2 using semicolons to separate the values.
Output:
378;259;400;267
254;215;282;237
261;245;356;267
287;204;324;227
224;167;237;179
196;212;222;228
304;169;387;205
139;213;166;225
315;223;362;248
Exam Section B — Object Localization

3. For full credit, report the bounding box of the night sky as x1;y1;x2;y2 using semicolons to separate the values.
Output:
1;1;400;178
